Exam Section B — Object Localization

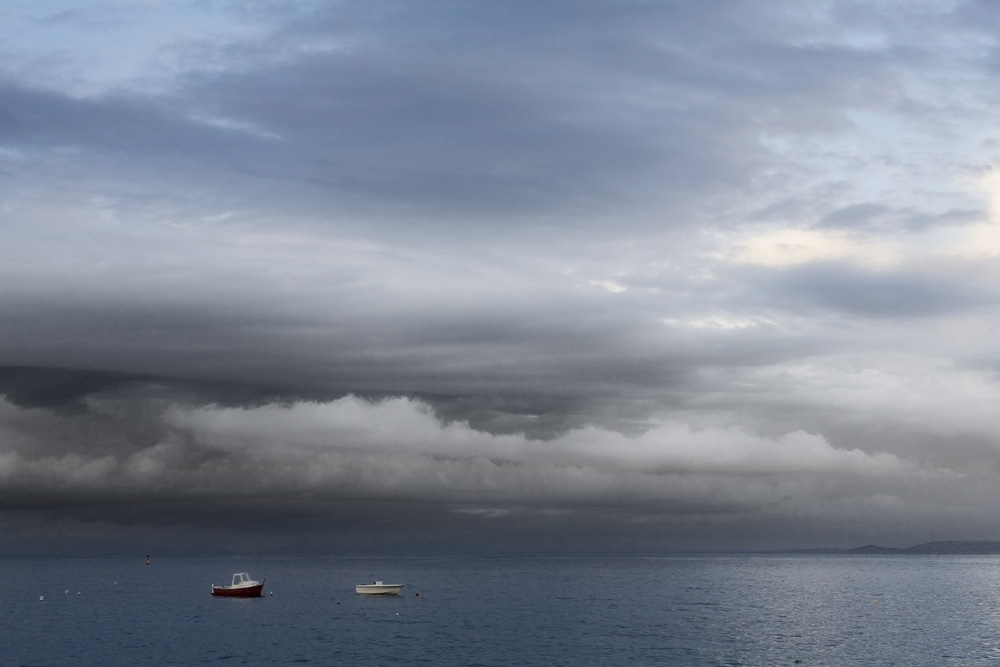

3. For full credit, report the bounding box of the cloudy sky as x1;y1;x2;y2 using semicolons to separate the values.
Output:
3;0;1000;556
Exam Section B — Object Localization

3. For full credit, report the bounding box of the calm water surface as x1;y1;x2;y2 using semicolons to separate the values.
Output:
4;555;1000;666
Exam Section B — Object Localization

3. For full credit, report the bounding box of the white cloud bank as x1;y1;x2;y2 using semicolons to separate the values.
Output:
0;395;950;518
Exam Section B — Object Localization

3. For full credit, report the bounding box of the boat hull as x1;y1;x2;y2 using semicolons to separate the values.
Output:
355;584;404;595
211;583;265;597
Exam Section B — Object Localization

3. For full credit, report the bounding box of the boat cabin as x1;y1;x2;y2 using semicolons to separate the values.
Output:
232;572;253;586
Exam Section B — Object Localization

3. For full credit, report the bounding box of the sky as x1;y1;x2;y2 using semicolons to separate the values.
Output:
3;0;1000;556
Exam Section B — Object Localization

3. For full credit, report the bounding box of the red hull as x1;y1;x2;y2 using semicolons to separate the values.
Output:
211;582;265;597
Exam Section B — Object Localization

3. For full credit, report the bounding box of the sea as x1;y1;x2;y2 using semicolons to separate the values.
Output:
4;554;1000;666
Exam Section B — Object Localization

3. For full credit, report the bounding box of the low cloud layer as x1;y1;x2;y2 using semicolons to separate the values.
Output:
0;392;970;554
6;394;931;499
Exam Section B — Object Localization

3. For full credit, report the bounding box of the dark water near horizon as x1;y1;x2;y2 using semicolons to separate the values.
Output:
4;554;1000;666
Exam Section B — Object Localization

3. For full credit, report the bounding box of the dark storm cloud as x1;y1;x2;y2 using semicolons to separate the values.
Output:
183;0;899;226
0;258;826;438
0;366;140;411
0;391;953;555
4;0;1000;554
2;0;906;229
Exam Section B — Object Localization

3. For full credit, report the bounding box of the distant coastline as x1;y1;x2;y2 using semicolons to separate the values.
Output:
784;540;1000;555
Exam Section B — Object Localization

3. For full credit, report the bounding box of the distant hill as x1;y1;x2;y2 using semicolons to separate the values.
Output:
846;544;903;554
849;541;1000;555
781;541;1000;555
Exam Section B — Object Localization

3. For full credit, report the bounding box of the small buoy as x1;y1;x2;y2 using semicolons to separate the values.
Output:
65;590;69;594
39;595;44;602
872;599;879;605
270;591;273;596
415;592;420;597
77;592;81;596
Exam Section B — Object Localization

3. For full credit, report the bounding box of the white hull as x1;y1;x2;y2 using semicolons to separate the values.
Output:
356;583;404;595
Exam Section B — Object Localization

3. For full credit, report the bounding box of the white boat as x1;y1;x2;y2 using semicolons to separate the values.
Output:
356;580;404;595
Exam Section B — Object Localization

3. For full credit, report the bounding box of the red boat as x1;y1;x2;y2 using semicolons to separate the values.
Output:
211;572;265;597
